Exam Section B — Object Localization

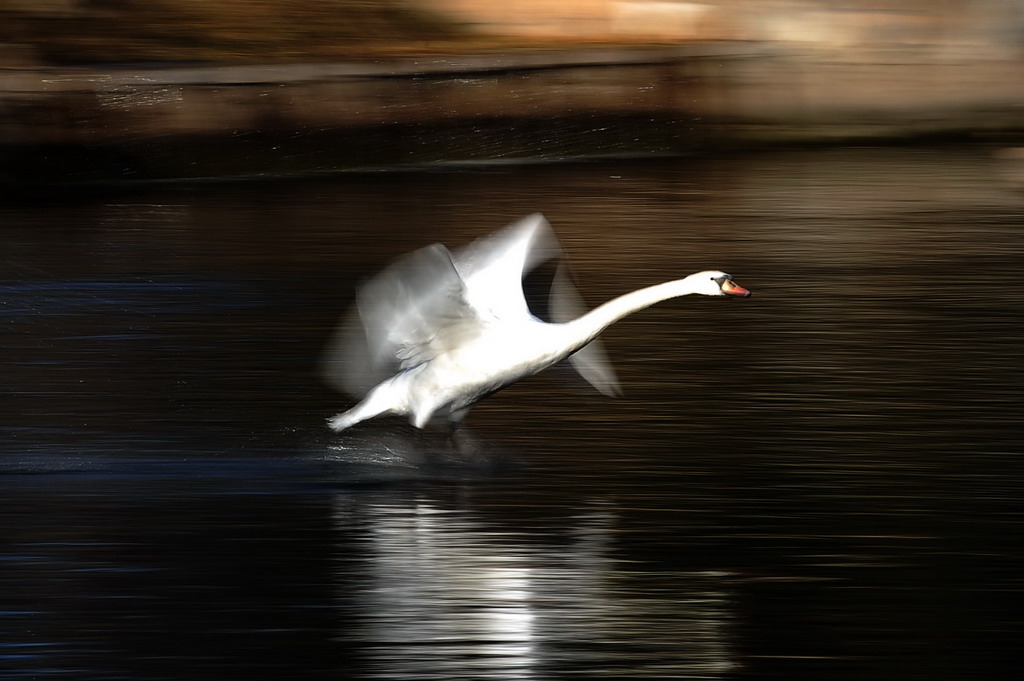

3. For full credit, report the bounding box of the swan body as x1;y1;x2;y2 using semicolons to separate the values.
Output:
323;214;750;432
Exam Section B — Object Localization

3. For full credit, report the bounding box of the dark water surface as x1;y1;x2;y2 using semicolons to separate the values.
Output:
2;146;1022;680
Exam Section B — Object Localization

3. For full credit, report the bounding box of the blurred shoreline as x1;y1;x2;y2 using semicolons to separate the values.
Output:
2;2;1023;186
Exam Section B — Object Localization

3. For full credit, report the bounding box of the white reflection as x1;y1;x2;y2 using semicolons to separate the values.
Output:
332;496;736;679
350;502;537;679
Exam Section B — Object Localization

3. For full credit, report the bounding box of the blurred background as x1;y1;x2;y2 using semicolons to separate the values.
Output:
1;0;1023;182
1;2;1022;681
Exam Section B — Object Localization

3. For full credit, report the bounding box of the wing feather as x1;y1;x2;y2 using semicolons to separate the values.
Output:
322;244;480;398
453;213;561;321
550;262;622;397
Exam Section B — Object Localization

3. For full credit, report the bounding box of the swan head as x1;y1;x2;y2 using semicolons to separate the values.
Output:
686;271;752;297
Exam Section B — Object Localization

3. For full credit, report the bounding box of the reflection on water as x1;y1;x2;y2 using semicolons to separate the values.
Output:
339;498;733;680
1;145;1022;680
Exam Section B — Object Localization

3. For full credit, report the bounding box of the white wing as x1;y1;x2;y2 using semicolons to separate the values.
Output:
453;213;561;321
321;244;481;398
550;262;622;398
457;213;620;397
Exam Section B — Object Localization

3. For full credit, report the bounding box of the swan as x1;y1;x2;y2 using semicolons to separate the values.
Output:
322;213;750;432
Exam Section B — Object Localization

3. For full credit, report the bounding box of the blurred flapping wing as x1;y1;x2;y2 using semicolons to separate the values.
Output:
549;262;622;397
453;213;562;322
322;244;480;398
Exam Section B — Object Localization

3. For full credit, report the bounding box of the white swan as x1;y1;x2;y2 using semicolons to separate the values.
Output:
323;214;750;432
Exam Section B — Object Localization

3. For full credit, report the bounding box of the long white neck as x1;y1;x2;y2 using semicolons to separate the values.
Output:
563;275;711;351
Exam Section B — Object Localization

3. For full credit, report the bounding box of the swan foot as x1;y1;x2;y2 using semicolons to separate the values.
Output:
327;413;356;432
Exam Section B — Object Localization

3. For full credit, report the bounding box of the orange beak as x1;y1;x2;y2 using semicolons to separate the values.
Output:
721;279;751;298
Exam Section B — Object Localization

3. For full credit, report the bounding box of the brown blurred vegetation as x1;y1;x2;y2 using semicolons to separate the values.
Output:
0;0;469;64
